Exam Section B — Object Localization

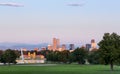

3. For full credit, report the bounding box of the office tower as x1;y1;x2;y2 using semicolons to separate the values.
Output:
62;44;66;50
90;39;97;51
86;44;91;51
53;38;57;50
69;44;75;50
53;38;60;51
91;39;96;48
57;39;60;48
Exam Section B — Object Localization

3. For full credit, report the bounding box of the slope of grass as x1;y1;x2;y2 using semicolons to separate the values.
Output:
0;64;120;74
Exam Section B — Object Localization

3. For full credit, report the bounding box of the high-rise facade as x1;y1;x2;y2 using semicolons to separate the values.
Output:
91;39;96;48
86;44;91;51
90;39;97;51
53;38;60;51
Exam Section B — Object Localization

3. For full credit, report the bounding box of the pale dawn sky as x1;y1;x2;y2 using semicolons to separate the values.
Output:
0;0;120;45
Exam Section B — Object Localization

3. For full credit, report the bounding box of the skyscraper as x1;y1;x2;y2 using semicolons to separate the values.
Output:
57;39;60;48
91;39;96;48
90;39;97;51
53;38;60;51
86;44;91;51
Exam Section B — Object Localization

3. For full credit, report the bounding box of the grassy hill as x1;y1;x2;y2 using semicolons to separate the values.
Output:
0;64;120;74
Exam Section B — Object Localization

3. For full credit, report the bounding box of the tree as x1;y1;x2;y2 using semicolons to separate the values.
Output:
46;51;59;63
46;50;72;63
57;50;70;63
0;50;3;58
1;49;18;65
13;50;21;58
0;50;4;63
40;50;51;58
88;50;100;64
73;47;88;64
68;52;76;64
98;33;120;71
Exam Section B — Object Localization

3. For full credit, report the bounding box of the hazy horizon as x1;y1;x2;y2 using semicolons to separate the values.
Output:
0;0;120;44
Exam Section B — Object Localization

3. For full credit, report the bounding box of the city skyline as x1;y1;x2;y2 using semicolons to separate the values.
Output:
0;38;96;50
0;0;120;44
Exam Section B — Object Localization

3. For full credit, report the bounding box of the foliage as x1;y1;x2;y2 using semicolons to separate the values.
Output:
88;50;100;64
98;32;120;71
47;50;71;63
40;50;51;58
68;52;76;64
0;50;3;60
0;50;3;56
47;48;88;64
14;50;21;58
73;47;88;64
46;51;59;62
0;49;18;65
57;50;70;63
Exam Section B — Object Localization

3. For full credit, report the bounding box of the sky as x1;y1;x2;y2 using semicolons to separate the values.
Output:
0;0;120;45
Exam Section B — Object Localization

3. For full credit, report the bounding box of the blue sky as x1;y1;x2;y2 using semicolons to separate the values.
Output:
0;0;120;45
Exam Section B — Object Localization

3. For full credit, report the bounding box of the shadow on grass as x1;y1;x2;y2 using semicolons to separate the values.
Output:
97;70;120;72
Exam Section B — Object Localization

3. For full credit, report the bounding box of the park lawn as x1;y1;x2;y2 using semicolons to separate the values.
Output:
0;64;120;74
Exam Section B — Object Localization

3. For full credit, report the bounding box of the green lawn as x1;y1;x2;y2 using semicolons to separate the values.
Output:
0;64;120;74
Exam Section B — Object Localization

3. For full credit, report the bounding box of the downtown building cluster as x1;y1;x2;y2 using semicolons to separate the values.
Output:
17;38;97;52
47;38;75;51
46;38;97;52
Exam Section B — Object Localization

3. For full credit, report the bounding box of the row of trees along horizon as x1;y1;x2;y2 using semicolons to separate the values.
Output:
0;32;120;71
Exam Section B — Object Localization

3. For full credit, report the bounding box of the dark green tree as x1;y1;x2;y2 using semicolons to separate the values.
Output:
46;51;59;63
68;52;76;64
0;50;3;58
58;50;70;63
13;50;21;58
98;33;120;71
47;50;71;63
40;50;51;58
88;50;100;64
0;50;4;63
73;47;88;64
1;49;18;65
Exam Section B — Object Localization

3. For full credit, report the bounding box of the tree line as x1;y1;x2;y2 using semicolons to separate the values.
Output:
0;49;20;65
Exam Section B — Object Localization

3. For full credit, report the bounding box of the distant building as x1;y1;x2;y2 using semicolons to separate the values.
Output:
91;39;96;48
69;44;75;50
86;44;91;51
58;48;63;51
90;39;97;51
53;38;60;51
81;45;85;48
41;47;46;50
62;44;66;50
22;48;27;51
34;48;39;51
48;45;53;50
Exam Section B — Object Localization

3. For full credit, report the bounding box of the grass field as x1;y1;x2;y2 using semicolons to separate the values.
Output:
0;64;120;74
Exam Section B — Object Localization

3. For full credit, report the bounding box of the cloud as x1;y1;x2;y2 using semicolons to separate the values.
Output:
0;2;24;7
67;3;85;7
67;0;86;7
